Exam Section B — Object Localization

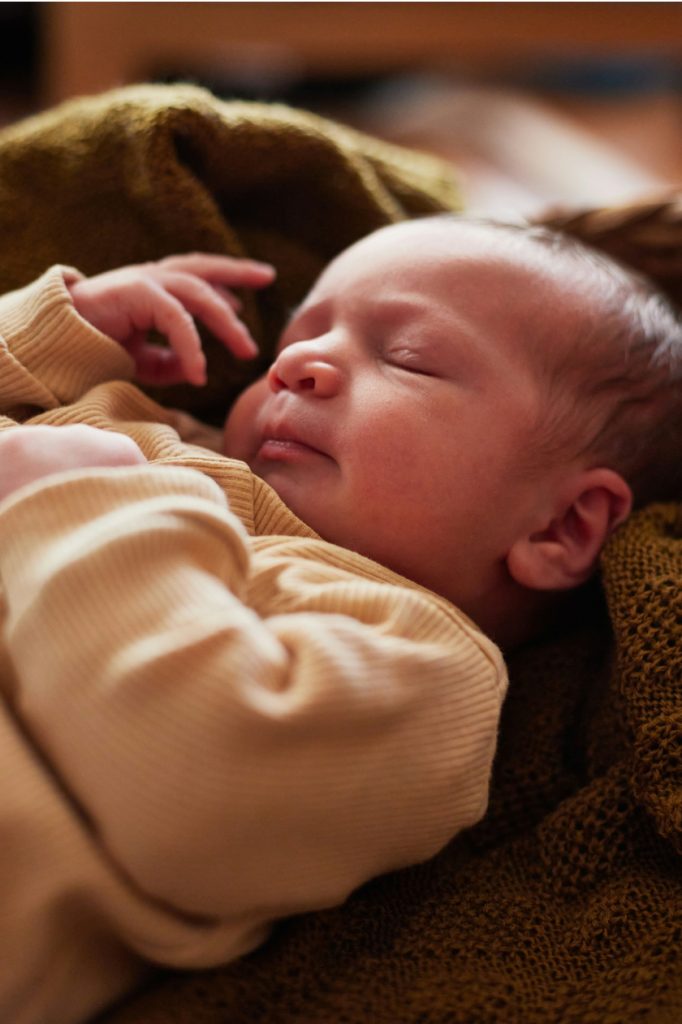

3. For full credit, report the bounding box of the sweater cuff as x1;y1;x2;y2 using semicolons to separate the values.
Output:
0;265;135;404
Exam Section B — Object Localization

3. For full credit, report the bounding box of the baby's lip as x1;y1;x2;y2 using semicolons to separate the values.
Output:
257;422;332;460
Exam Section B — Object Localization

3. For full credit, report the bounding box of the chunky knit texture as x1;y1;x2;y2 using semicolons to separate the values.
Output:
0;86;678;1022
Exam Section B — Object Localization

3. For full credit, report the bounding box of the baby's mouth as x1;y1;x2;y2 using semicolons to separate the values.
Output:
256;428;331;464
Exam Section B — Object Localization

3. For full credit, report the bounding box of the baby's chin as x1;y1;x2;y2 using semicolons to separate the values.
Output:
246;461;330;534
248;459;294;499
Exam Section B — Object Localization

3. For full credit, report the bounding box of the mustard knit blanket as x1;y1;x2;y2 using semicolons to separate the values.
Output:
0;86;679;1023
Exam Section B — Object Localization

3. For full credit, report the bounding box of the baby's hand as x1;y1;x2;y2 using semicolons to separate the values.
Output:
68;253;276;387
0;425;147;503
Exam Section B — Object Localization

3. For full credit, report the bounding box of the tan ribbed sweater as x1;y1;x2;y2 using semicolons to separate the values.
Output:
0;267;506;1024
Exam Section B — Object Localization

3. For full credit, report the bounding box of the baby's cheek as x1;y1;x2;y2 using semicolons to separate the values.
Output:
222;378;267;458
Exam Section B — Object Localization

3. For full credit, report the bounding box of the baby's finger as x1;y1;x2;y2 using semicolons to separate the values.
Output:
134;346;189;387
216;287;242;313
158;253;276;289
122;328;188;386
155;271;259;361
134;282;207;384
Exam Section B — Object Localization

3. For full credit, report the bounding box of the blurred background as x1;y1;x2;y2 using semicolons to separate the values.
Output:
1;2;680;218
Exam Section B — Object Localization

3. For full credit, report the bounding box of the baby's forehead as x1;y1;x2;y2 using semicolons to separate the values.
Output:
337;219;589;330
339;219;564;295
362;218;567;277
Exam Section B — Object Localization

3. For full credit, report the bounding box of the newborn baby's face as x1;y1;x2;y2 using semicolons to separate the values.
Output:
223;220;559;605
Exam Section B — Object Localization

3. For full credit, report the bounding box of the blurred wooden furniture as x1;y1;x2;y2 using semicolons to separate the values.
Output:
42;2;682;104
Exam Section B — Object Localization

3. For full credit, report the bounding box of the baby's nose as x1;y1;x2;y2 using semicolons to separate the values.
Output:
268;343;342;398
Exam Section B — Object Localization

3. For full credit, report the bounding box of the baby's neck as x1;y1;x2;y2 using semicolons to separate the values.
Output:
465;579;568;653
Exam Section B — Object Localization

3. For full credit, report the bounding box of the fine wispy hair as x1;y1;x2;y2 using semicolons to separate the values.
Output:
426;214;682;507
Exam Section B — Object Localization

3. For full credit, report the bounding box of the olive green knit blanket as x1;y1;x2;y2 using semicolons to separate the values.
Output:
0;86;679;1024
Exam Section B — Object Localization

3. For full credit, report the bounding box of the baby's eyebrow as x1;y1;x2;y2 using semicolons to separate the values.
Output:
283;298;334;334
371;297;433;325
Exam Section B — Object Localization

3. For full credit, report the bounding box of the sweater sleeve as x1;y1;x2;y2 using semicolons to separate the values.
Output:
0;265;134;414
0;465;505;958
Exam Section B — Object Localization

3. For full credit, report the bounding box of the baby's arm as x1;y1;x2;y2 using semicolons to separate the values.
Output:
0;254;274;417
0;463;505;993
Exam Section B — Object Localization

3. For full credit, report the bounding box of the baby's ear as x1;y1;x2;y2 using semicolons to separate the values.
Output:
506;468;632;591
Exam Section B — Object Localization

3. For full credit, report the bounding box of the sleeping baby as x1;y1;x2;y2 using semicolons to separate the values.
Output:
0;216;679;1024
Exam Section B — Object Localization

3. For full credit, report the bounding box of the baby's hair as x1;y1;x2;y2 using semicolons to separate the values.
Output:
423;214;682;508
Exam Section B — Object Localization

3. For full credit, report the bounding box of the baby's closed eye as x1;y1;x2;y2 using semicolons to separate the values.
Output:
384;345;439;377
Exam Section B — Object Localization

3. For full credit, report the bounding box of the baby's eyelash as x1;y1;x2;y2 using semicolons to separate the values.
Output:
399;364;436;378
386;352;436;378
386;346;414;362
